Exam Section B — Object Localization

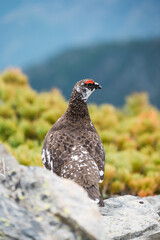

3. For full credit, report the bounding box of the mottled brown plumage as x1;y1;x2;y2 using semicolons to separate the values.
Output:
42;79;105;206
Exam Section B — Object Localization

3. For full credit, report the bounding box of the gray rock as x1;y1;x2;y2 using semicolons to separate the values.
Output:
0;144;103;240
144;195;160;213
0;143;18;172
100;196;160;240
0;192;44;240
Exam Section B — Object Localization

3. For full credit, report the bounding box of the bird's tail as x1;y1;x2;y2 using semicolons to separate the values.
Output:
85;185;104;207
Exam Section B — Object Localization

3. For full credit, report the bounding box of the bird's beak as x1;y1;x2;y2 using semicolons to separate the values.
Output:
95;82;102;89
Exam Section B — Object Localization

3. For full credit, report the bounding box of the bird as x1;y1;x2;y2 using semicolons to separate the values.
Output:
42;79;105;206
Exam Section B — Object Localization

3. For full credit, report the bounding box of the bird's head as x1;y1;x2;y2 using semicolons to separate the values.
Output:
74;79;102;102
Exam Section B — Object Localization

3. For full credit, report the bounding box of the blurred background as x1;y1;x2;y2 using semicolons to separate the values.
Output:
0;0;160;197
1;0;160;106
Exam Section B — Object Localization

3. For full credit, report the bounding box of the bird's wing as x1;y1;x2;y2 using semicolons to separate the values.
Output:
95;138;105;183
86;131;105;183
60;147;104;206
42;130;74;175
42;128;105;182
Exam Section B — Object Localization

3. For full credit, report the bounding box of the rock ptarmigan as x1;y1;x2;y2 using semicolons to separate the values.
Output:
42;79;105;206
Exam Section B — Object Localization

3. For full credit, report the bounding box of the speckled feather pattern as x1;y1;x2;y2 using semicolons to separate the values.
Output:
42;79;105;206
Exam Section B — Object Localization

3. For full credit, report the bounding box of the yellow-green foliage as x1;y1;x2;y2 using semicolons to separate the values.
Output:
0;68;160;197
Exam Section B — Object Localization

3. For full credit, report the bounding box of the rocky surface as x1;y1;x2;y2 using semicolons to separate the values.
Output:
0;143;160;240
101;196;160;240
145;195;160;214
0;144;103;240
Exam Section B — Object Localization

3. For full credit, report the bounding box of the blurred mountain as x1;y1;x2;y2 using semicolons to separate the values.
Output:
1;0;160;69
25;39;160;107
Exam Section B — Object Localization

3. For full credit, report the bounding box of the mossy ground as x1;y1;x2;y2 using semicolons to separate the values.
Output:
0;68;160;197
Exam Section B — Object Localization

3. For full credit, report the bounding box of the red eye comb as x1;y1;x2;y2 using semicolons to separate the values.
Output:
85;80;94;84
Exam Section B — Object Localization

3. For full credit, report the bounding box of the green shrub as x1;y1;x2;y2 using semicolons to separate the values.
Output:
8;132;25;148
0;68;160;197
34;119;51;142
0;104;15;118
0;118;17;141
110;180;125;195
2;68;28;86
124;92;149;116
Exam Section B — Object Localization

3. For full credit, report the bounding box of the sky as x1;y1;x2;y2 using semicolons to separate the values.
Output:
0;0;160;70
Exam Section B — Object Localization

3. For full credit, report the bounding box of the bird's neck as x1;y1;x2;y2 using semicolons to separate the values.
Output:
65;90;90;120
